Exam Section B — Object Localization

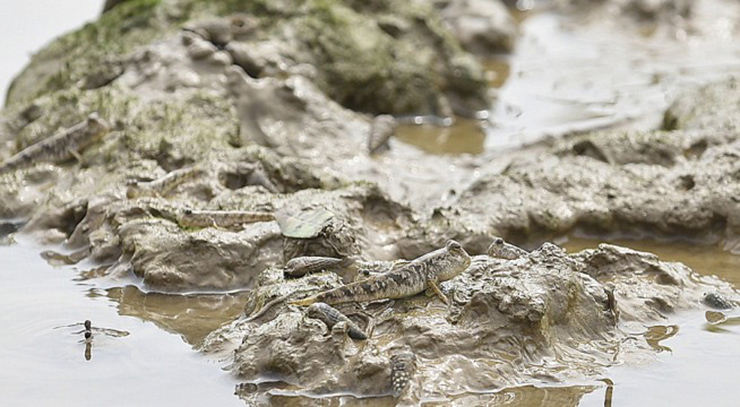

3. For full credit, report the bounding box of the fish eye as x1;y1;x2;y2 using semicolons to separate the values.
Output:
446;240;462;251
493;238;504;245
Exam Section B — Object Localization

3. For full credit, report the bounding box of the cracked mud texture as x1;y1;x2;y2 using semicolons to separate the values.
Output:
1;0;740;405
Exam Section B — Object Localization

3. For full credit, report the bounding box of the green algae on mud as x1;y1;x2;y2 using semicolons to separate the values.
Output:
6;0;490;116
6;0;175;104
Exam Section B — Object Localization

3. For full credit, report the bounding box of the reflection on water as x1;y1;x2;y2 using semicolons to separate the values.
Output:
705;310;740;334
566;237;740;407
406;5;740;155
431;385;596;407
395;118;486;155
579;311;740;407
0;239;243;406
487;9;740;150
55;320;130;361
106;286;248;346
643;325;679;353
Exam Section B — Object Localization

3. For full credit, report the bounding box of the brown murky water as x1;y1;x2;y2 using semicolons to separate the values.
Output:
563;236;740;407
0;238;244;406
563;236;740;287
396;118;487;156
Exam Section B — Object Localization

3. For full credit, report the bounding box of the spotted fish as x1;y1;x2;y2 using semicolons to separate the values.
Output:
290;240;471;306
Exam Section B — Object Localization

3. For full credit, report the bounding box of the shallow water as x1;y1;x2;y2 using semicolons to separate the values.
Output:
393;4;740;155
578;311;740;407
563;236;740;287
0;238;244;406
396;118;486;156
564;237;740;407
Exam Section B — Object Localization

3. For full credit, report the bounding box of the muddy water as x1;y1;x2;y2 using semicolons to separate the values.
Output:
487;8;740;150
393;7;740;155
564;236;740;287
578;311;740;407
0;238;244;406
562;237;740;407
395;118;486;156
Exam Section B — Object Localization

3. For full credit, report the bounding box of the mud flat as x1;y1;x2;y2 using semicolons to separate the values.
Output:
1;0;739;405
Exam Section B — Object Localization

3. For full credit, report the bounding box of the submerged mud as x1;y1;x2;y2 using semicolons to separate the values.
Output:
1;0;740;405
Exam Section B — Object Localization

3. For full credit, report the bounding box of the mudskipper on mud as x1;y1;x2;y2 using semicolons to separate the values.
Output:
290;240;471;307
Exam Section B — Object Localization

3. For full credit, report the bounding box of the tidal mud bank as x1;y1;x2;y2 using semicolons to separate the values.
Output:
1;0;739;405
205;241;735;405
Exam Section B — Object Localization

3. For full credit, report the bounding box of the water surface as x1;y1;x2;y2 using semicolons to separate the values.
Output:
0;238;244;406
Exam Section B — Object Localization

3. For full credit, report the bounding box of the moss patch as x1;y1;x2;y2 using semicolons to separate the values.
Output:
7;0;489;115
5;0;191;105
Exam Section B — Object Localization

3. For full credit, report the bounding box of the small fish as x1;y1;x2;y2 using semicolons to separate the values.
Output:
178;209;274;228
126;166;205;199
703;292;735;310
306;302;368;340
367;114;397;155
390;350;416;397
283;256;345;278
0;113;110;174
290;240;471;307
486;237;528;260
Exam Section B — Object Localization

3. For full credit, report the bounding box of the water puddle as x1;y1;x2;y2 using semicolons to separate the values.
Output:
106;286;248;345
395;118;486;156
578;311;740;407
563;236;740;406
0;238;244;406
563;236;740;286
396;3;740;155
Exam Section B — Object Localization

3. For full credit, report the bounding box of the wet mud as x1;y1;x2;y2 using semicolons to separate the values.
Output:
1;0;739;405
